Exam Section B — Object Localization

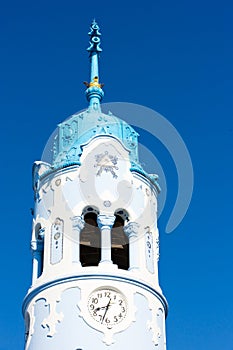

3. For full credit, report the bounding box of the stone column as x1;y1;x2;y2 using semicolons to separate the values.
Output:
97;214;115;264
124;222;140;271
71;216;85;265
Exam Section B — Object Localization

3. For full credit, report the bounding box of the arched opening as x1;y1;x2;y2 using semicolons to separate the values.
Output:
80;209;101;267
35;223;44;277
111;211;129;270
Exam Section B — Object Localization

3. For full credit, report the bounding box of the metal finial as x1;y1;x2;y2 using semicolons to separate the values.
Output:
85;20;104;111
87;19;102;54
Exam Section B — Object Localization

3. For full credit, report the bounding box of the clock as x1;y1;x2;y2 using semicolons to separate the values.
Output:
87;288;127;329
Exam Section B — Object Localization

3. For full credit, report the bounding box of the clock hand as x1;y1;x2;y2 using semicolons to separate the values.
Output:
101;299;111;324
94;305;108;312
94;301;115;312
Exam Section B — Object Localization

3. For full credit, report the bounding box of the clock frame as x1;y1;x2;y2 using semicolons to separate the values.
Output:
78;282;136;345
87;287;127;328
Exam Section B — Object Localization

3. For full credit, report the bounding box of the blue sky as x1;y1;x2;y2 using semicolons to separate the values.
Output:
1;0;232;349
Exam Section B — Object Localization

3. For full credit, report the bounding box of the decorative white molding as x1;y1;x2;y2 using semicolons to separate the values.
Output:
25;278;166;348
71;216;85;231
50;218;64;265
145;230;154;274
147;295;164;346
41;292;64;337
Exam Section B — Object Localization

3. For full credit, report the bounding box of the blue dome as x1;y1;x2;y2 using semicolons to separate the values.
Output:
51;108;140;169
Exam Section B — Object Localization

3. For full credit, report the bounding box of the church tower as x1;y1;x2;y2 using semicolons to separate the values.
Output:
23;21;168;350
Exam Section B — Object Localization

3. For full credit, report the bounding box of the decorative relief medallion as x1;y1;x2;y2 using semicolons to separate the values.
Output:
62;124;75;147
94;151;118;179
103;200;111;207
50;218;64;265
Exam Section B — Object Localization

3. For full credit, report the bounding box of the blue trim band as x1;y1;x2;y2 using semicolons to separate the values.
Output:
23;274;168;317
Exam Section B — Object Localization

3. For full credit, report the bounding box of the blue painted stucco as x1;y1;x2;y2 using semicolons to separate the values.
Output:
53;110;139;168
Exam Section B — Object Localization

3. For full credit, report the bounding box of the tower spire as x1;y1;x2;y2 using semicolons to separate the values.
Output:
84;20;104;111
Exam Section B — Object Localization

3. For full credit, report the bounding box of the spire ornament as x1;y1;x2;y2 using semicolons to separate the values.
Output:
84;20;104;110
87;19;102;56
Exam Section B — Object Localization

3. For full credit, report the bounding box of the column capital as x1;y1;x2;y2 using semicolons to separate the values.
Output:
71;216;85;231
124;222;140;238
97;214;115;229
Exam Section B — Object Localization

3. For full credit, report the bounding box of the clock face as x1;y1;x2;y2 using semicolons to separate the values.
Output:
87;288;127;329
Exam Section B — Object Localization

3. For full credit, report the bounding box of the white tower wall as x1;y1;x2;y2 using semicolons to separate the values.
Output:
23;136;167;349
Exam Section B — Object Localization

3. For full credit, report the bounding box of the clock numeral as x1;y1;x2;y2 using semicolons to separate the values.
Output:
122;307;125;313
105;292;110;298
119;299;123;306
92;298;98;304
114;316;118;323
118;313;123;318
93;311;97;316
105;317;110;323
90;304;94;310
97;293;102;298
